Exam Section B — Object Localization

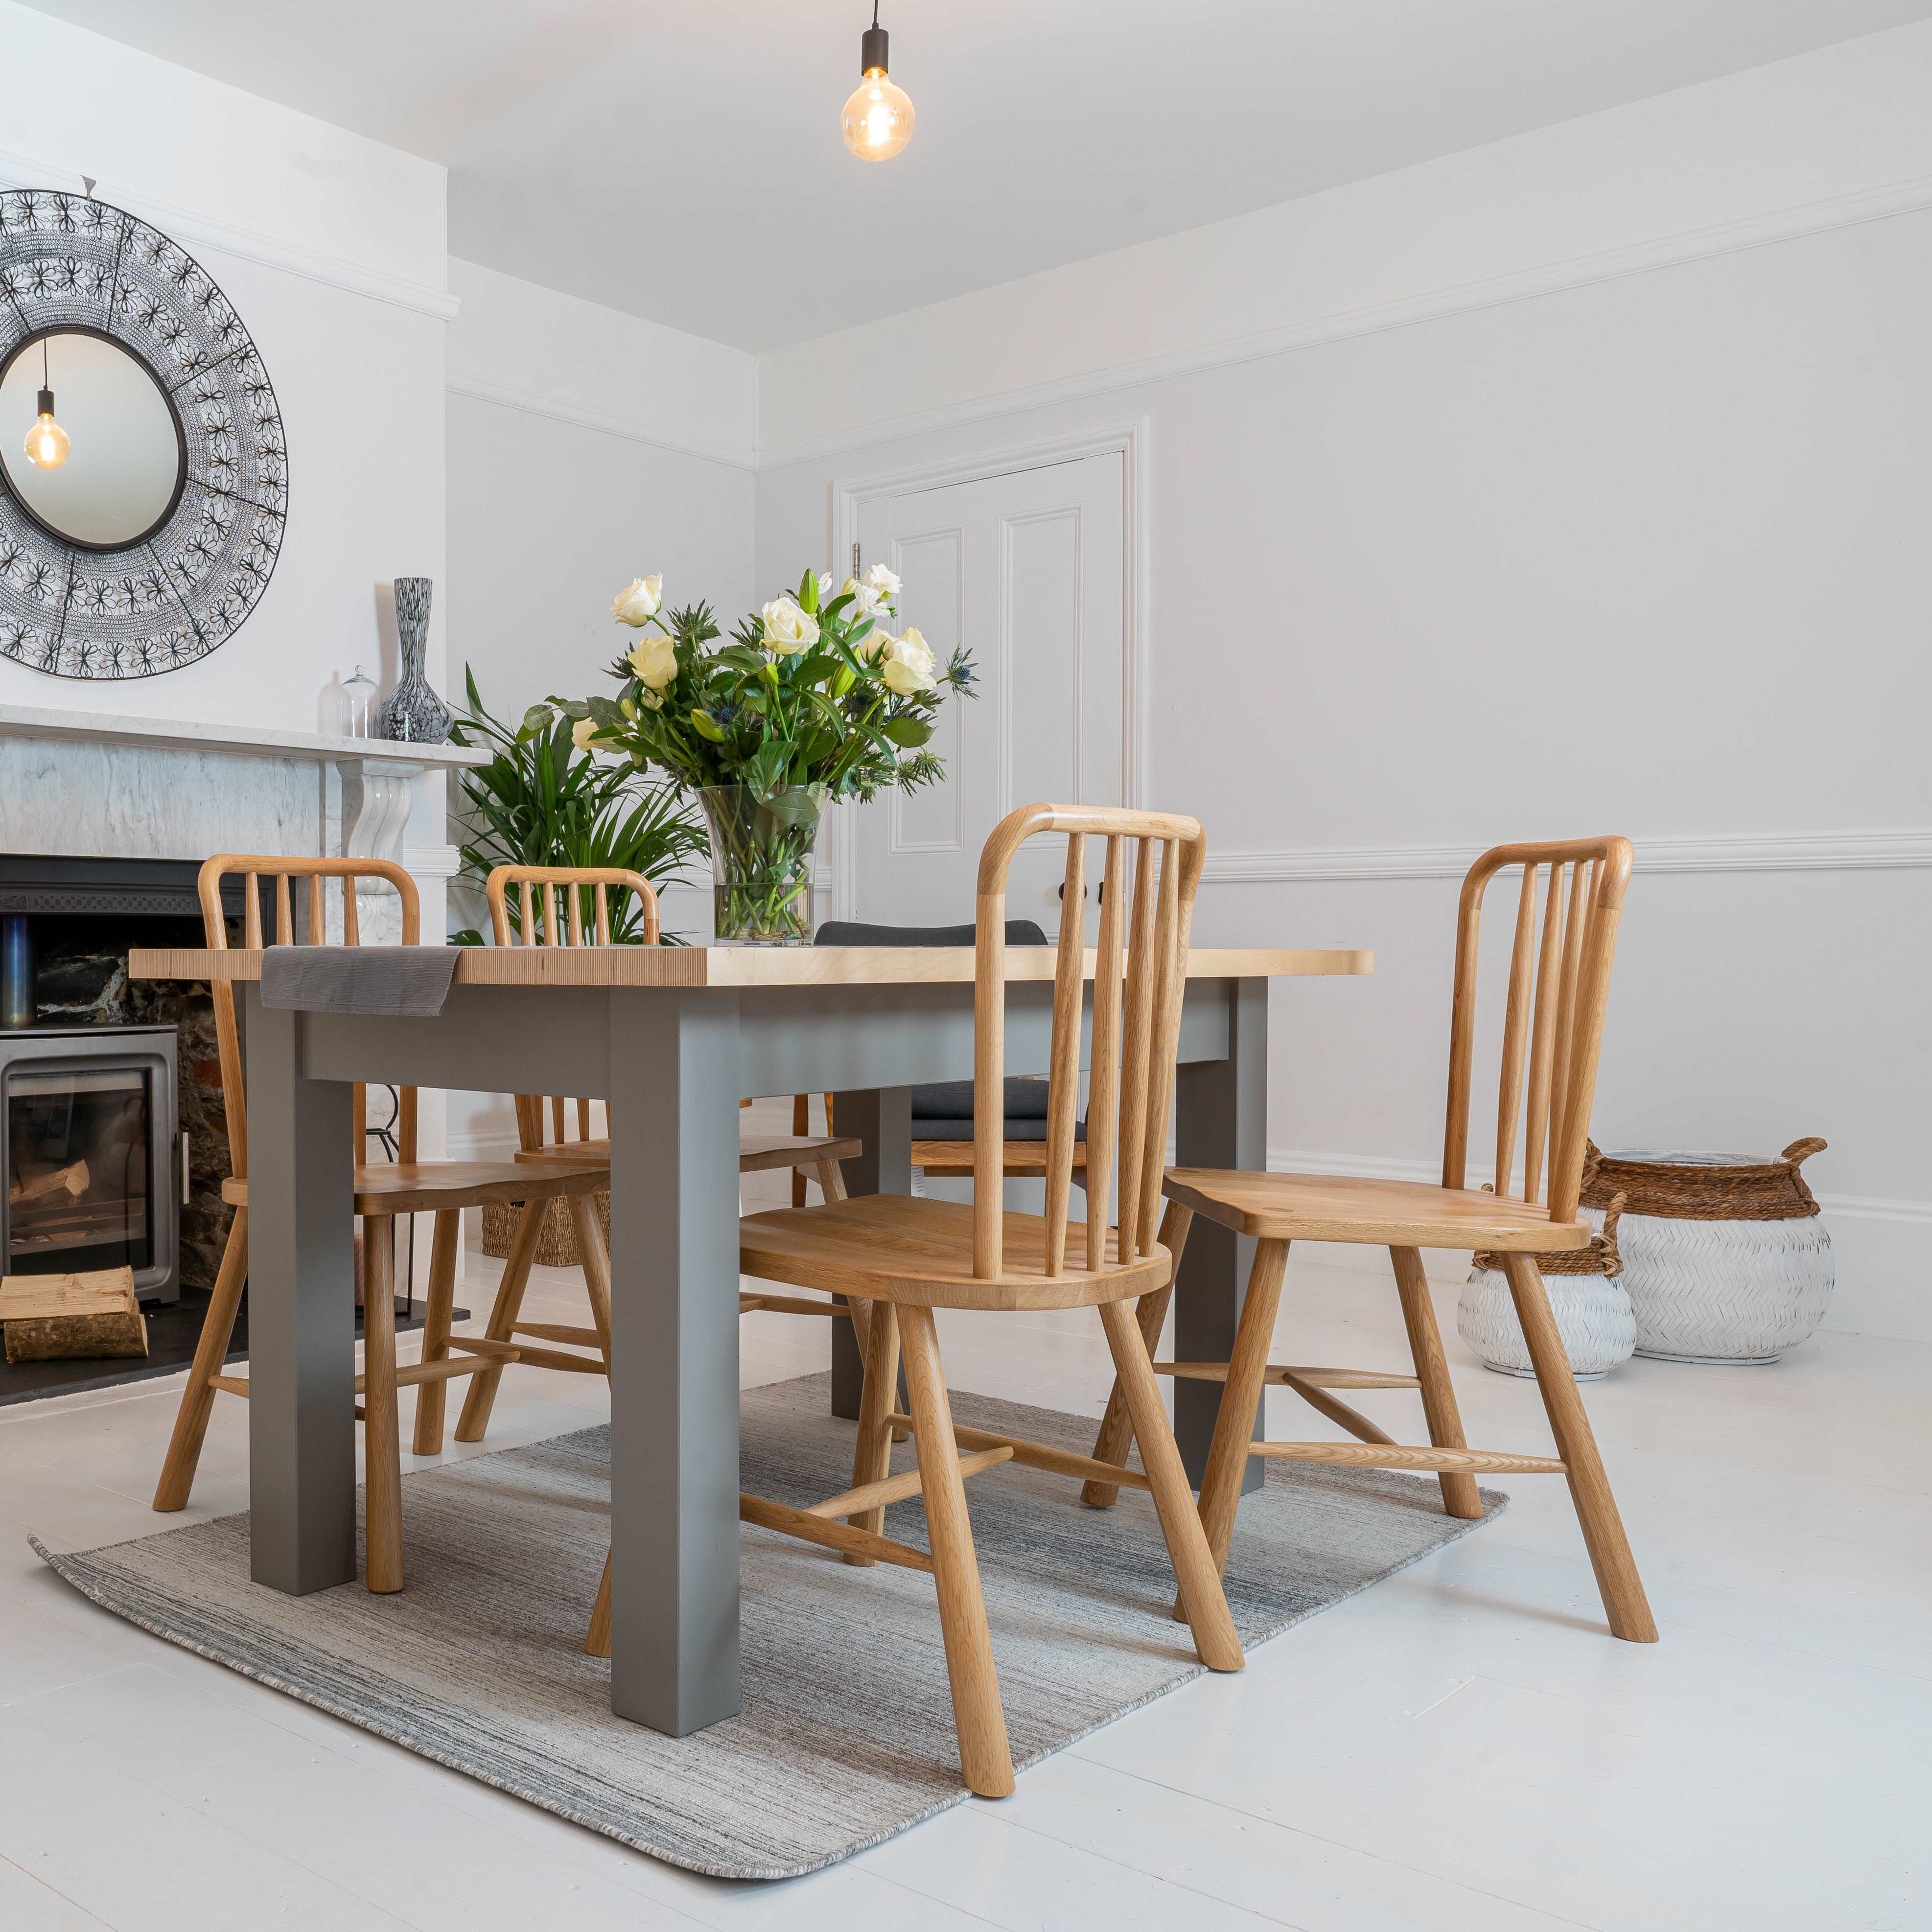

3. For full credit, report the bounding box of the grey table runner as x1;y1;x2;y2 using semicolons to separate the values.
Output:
260;945;459;1017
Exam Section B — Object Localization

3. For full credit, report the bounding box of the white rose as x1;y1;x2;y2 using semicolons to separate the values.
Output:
864;562;902;600
844;576;890;626
880;625;936;695
571;716;599;753
627;632;679;689
761;596;819;655
612;576;663;625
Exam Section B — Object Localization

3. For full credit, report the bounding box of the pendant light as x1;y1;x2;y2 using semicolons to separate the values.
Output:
23;338;70;471
841;2;915;162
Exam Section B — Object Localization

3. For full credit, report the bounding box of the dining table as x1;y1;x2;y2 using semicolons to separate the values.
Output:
129;938;1371;1737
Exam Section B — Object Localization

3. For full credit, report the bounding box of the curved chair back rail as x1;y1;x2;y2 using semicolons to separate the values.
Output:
485;864;660;1154
1441;837;1634;1224
196;854;420;1183
973;804;1206;1280
484;863;661;950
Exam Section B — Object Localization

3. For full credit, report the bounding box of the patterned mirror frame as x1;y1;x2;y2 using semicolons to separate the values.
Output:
0;189;286;679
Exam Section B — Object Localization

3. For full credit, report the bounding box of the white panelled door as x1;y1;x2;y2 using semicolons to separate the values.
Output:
853;453;1126;935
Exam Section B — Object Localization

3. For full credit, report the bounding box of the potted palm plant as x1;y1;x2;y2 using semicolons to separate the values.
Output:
447;665;706;945
448;668;707;1267
562;567;974;943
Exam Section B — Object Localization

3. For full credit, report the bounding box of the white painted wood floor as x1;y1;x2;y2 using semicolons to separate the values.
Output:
0;1167;1921;1929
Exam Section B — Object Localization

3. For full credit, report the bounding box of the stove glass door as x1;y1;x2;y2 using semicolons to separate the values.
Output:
5;1064;153;1275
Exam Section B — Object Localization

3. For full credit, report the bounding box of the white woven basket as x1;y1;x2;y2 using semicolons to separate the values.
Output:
1590;1144;1835;1365
1457;1234;1636;1381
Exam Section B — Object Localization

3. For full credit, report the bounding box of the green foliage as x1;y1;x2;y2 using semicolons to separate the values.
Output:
447;665;706;944
558;573;976;806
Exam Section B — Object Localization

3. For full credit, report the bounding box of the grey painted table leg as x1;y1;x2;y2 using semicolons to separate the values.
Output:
827;1086;912;1419
244;989;358;1593
606;988;744;1734
1172;977;1269;1494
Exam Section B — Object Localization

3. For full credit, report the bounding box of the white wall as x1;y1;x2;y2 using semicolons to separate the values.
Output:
441;261;757;1155
442;259;755;736
756;26;1932;1339
0;0;450;740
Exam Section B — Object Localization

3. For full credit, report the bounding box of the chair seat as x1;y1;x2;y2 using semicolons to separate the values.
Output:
912;1138;1090;1177
1162;1167;1595;1251
739;1192;1169;1311
513;1134;861;1174
223;1160;607;1216
737;1134;864;1173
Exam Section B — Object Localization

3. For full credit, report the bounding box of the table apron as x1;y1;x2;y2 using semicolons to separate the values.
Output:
290;978;1235;1099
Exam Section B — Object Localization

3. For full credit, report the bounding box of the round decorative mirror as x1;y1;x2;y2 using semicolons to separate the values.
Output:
0;190;287;679
0;327;187;550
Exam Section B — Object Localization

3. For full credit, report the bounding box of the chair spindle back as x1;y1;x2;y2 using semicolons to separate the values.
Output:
974;804;1205;1280
1441;837;1633;1223
484;865;660;1155
196;855;420;1183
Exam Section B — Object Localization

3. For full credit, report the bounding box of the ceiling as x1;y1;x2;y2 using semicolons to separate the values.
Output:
23;0;1932;350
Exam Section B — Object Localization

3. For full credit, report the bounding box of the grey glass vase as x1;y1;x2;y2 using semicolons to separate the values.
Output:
375;577;452;744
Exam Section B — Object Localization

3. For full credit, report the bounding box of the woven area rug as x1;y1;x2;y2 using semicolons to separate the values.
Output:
37;1372;1504;1880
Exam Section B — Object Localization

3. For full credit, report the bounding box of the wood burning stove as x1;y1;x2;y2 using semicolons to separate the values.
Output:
1;1023;181;1303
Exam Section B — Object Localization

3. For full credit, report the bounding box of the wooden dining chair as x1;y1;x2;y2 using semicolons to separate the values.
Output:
151;855;607;1597
1082;836;1657;1645
730;805;1244;1798
455;864;865;1447
812;918;1089;1184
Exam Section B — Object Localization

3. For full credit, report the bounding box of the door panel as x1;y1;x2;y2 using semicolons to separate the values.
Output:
887;523;966;857
855;452;1125;936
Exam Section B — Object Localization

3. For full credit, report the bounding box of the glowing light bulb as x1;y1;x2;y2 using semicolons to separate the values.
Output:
841;12;914;161
23;387;70;470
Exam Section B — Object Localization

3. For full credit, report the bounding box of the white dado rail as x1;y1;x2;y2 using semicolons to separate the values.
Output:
0;701;484;914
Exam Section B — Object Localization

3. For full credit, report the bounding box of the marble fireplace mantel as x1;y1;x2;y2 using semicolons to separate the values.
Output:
0;698;482;1226
0;700;482;879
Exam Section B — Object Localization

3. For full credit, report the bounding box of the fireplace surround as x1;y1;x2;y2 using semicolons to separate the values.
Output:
0;852;265;1304
2;1022;179;1302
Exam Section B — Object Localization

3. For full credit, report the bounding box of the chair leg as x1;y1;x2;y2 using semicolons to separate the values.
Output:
454;1197;545;1442
1189;1238;1290;1594
815;1156;907;1443
844;1302;901;1565
585;1550;612;1658
362;1215;405;1593
897;1304;1015;1799
153;1207;249;1511
1097;1298;1243;1671
1500;1252;1658;1643
1389;1245;1483;1519
1083;1201;1193;1507
792;1094;811;1207
411;1210;463;1456
567;1192;613;1370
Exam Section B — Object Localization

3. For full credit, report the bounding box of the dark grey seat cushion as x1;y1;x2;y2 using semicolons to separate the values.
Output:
815;918;1065;1132
815;920;1048;950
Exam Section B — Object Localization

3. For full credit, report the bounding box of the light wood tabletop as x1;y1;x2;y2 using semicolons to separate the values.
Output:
129;944;1372;986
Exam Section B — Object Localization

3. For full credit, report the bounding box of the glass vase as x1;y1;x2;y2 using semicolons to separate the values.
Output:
373;576;452;745
698;784;825;944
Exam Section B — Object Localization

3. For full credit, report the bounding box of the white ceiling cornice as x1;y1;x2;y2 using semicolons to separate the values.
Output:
0;140;460;321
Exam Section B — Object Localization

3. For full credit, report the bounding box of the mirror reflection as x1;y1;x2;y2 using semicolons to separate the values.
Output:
0;328;186;550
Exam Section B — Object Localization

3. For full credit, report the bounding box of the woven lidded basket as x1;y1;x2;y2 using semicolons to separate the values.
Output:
1579;1139;1833;1364
481;1189;610;1270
